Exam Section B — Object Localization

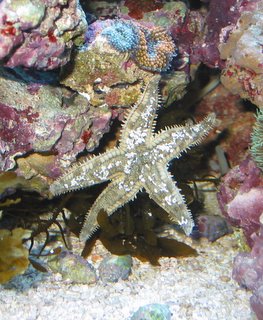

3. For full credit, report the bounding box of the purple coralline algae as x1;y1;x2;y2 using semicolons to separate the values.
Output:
219;1;263;107
218;154;263;318
189;0;261;69
232;213;263;320
0;0;87;70
0;68;111;175
217;157;263;247
195;84;255;167
125;0;238;69
200;0;243;68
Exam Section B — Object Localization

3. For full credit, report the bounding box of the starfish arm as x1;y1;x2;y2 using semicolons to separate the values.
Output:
152;113;216;164
50;147;124;195
120;75;161;149
79;176;142;241
144;165;194;235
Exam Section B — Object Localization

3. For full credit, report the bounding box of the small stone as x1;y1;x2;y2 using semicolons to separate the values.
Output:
219;275;231;283
192;214;233;242
48;251;96;284
98;255;132;283
130;303;171;320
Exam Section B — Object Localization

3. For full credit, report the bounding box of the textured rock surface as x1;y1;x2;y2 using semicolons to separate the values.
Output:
0;67;112;173
193;215;233;242
48;250;96;284
195;84;255;167
219;1;263;107
251;285;263;320
62;18;188;109
98;255;132;283
0;0;87;70
217;157;263;247
61;20;145;108
130;303;171;320
232;213;263;320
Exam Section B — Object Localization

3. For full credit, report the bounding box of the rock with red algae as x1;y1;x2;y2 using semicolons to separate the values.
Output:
194;0;259;69
0;67;112;173
126;0;247;70
122;0;164;20
221;112;255;166
168;0;261;71
232;213;263;320
100;0;261;73
201;0;242;68
217;157;263;247
0;0;87;70
150;0;247;69
195;84;255;167
219;1;263;107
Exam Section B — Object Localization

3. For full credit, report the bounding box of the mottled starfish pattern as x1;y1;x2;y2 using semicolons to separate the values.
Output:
50;75;216;242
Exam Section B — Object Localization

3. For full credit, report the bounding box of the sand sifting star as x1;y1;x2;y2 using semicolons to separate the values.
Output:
50;75;216;242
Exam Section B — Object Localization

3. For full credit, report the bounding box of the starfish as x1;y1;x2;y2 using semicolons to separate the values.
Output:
50;75;216;242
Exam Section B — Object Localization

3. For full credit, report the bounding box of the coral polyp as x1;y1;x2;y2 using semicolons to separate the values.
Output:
134;26;176;72
101;19;176;72
101;20;140;52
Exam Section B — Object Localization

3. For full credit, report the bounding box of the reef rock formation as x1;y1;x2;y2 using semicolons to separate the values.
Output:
232;213;263;319
61;18;188;109
0;0;87;70
219;1;263;107
195;84;255;167
217;157;263;247
0;67;112;174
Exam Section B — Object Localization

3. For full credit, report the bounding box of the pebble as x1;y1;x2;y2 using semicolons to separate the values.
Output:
130;303;171;320
192;214;233;242
98;255;132;283
48;251;97;284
